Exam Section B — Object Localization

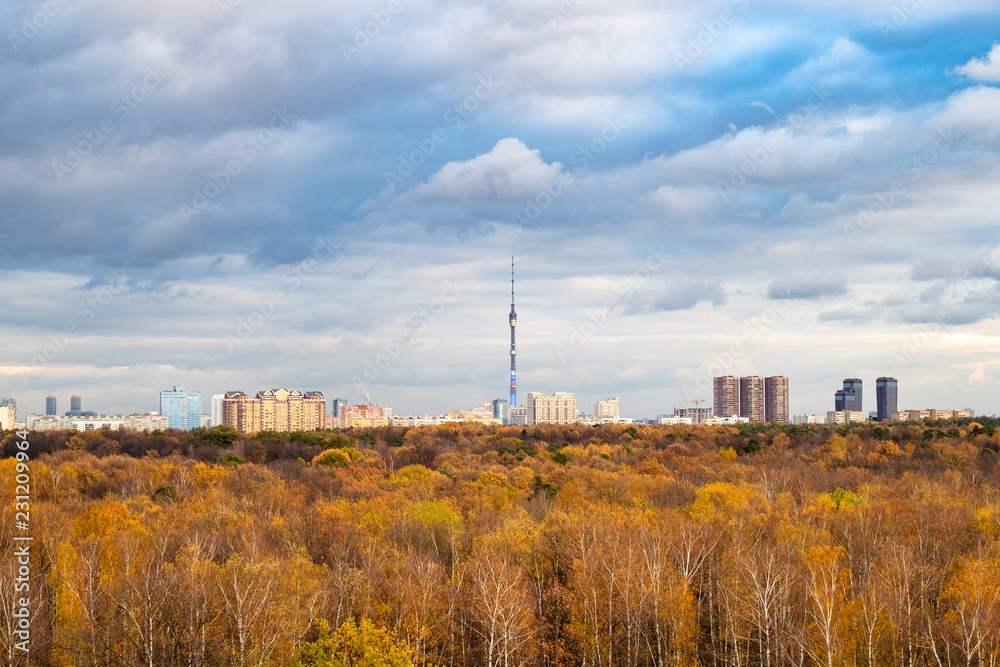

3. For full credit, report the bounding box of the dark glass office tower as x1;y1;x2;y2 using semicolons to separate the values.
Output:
834;378;863;413
876;377;898;421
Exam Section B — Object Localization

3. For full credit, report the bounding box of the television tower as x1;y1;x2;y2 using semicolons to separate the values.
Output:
509;256;517;407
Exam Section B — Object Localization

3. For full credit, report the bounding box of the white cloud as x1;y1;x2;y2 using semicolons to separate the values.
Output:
968;367;996;385
407;138;566;203
932;85;1000;143
955;43;1000;82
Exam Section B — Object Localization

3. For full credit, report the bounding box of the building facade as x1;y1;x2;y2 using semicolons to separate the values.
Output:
876;377;898;422
340;403;384;428
492;398;509;425
764;376;789;424
0;405;15;430
673;407;713;424
527;392;577;425
739;376;765;422
508;405;528;426
331;398;349;418
835;378;863;414
713;376;740;418
594;397;620;419
46;396;57;416
159;386;202;431
210;394;225;428
0;397;16;423
64;395;97;417
222;389;326;434
827;410;865;425
889;409;974;421
792;414;825;425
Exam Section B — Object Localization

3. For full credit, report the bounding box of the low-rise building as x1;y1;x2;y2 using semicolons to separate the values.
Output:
827;410;865;425
673;407;713;424
792;414;825;425
706;415;750;425
889;409;974;421
657;415;693;425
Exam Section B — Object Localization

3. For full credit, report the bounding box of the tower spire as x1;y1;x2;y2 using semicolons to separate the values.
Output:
509;256;517;407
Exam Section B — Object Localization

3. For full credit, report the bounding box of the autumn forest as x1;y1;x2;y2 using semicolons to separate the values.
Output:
3;418;1000;667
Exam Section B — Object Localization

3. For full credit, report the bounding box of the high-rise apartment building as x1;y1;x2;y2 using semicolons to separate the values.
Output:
222;392;260;434
222;389;326;434
508;405;528;426
739;376;765;422
0;405;15;430
210;394;224;428
159;385;202;431
594;397;620;419
835;378;863;413
764;376;789;424
526;392;577;425
713;376;739;418
46;396;57;416
331;398;349;418
492;398;509;425
65;395;96;417
876;377;897;422
1;397;16;422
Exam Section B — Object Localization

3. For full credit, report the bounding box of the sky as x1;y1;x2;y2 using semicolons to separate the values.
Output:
1;0;999;420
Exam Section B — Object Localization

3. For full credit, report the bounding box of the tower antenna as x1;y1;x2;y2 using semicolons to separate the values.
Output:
509;256;517;407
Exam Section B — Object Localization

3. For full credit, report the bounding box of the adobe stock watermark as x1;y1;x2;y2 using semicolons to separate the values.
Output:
673;0;751;71
681;290;792;399
349;279;462;402
507;117;627;233
179;107;295;223
8;0;72;53
341;0;403;61
716;85;832;202
213;0;246;20
20;269;128;384
51;66;168;182
223;234;340;351
545;0;584;28
844;127;956;244
383;74;501;194
888;256;998;370
556;246;669;360
877;0;929;38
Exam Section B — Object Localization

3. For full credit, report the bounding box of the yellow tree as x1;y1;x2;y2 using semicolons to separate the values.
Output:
802;545;849;667
940;554;1000;667
469;549;536;667
215;555;288;667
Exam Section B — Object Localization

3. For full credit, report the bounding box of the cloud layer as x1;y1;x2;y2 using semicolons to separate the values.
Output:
1;0;999;418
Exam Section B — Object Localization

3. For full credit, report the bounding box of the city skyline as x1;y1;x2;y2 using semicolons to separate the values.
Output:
2;2;999;419
7;362;993;421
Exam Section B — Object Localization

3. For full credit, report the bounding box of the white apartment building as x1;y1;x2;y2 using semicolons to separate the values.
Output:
527;392;577;425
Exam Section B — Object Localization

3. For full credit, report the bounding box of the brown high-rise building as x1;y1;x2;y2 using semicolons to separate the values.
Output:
739;376;765;422
713;376;739;418
764;376;789;423
222;389;326;434
222;391;260;434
